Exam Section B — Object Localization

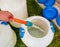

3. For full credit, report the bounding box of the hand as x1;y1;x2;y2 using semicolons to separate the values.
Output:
0;11;13;22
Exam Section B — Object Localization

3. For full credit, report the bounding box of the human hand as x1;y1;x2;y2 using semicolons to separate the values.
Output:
0;11;13;22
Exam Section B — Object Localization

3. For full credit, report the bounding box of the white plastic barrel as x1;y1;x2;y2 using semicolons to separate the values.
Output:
0;0;28;28
0;21;17;47
19;16;54;47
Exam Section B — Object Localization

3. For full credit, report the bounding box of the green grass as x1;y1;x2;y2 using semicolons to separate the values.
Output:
9;0;60;47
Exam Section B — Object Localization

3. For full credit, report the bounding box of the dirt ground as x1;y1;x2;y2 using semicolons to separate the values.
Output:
57;0;60;4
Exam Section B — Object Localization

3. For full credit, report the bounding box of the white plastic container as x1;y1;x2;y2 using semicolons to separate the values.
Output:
36;0;60;29
0;0;28;28
0;21;17;47
20;16;54;47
